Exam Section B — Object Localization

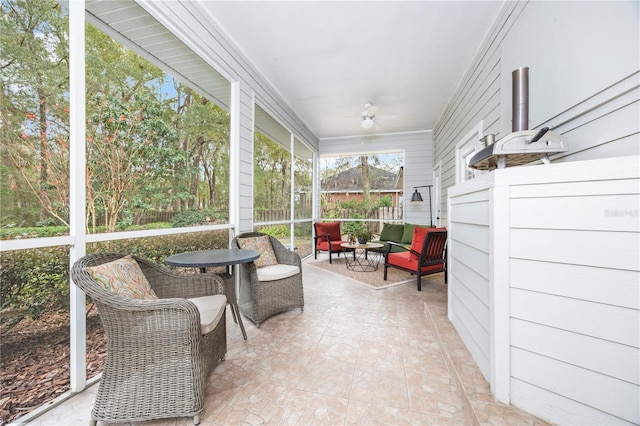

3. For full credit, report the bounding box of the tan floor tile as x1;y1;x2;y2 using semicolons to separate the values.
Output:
272;329;325;356
324;320;364;341
239;350;311;385
280;390;348;425
406;372;468;421
360;323;406;345
350;365;409;409
297;357;355;399
345;400;412;425
409;410;474;425
29;258;550;426
201;373;248;421
316;334;360;359
397;326;436;342
470;400;552;426
403;346;450;377
211;381;294;425
356;339;404;370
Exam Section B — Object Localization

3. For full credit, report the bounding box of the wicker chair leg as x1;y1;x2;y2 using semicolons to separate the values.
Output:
194;414;200;425
90;420;97;426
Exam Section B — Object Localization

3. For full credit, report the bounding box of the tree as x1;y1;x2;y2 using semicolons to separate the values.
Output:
1;1;232;233
360;155;370;204
174;86;230;212
0;0;70;226
254;133;291;215
85;26;186;232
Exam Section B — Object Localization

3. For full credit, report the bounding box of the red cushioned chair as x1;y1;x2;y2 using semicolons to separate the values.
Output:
383;227;447;291
313;221;345;264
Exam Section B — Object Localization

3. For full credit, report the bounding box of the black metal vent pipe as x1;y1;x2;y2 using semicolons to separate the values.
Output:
512;67;529;132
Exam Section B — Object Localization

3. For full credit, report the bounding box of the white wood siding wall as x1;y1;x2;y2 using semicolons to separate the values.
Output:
447;179;492;379
507;157;639;425
435;1;639;225
140;1;319;233
448;156;640;425
319;131;433;225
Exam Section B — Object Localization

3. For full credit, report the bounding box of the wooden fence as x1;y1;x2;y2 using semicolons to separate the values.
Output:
101;206;402;228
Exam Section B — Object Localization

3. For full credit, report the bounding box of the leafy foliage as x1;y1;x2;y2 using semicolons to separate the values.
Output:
253;132;291;213
0;246;70;329
0;0;70;227
1;1;231;232
0;228;228;330
259;224;290;238
171;210;208;227
0;225;68;240
377;195;393;207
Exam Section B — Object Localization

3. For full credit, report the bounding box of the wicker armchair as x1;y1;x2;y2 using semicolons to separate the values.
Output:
71;253;227;426
232;232;304;327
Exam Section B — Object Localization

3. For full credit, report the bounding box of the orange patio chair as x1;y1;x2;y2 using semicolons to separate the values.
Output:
383;227;447;291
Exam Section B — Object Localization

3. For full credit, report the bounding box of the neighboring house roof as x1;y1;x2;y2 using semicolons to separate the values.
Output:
321;166;400;191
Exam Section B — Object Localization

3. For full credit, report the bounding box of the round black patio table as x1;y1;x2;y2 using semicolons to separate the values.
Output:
165;249;259;340
166;249;259;273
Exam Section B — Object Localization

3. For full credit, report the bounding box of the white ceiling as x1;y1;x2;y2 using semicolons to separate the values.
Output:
203;1;504;140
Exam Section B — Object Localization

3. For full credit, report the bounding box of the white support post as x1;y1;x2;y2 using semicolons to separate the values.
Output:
68;0;87;392
229;81;240;242
489;174;511;403
447;193;453;320
290;134;296;249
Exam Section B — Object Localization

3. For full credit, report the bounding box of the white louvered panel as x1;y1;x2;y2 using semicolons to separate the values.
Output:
137;39;186;55
86;0;231;109
111;16;160;34
85;1;138;16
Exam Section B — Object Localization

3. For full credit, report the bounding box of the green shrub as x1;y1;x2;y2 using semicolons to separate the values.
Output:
1;246;70;329
35;217;63;227
0;229;229;330
126;222;172;231
344;220;366;237
89;230;228;264
0;226;69;240
259;225;289;238
171;210;228;227
377;195;392;207
171;210;209;227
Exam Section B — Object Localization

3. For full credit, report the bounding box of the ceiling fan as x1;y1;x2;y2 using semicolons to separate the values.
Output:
359;102;396;130
361;102;377;129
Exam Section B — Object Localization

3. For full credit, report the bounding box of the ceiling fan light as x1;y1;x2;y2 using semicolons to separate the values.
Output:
361;117;375;129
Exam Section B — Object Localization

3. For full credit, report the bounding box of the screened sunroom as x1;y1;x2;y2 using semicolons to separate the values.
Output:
1;1;638;425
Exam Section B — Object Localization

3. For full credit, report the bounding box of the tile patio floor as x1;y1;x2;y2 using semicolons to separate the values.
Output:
26;255;549;426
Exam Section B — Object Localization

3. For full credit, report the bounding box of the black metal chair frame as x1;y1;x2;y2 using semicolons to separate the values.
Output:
383;230;447;291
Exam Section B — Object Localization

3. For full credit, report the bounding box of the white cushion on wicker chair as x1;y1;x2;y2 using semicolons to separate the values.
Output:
187;294;227;334
256;264;300;282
